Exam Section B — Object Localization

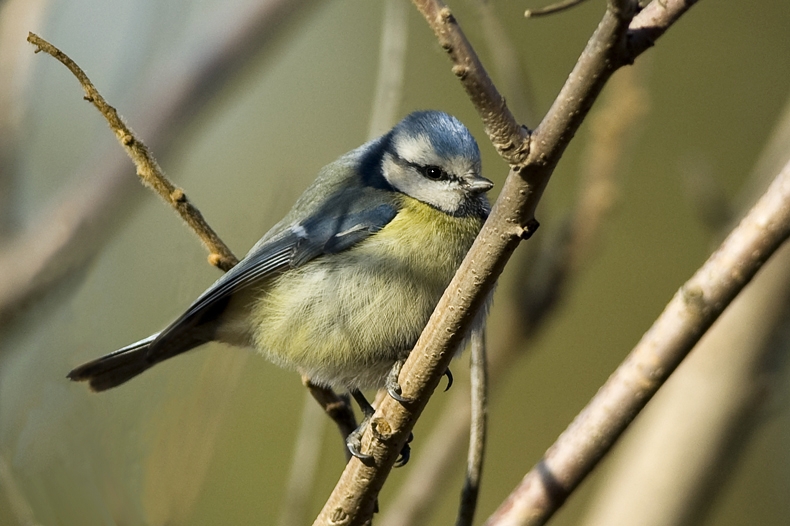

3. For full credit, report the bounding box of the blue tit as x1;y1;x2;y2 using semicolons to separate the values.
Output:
68;110;492;459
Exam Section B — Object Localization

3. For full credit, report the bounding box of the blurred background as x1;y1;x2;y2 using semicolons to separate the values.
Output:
1;0;789;525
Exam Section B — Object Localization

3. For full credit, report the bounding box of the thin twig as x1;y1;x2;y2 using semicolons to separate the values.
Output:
367;0;409;139
456;327;488;526
474;0;537;126
0;0;316;326
485;158;790;525
525;0;591;18
411;0;529;164
304;378;359;459
26;32;238;271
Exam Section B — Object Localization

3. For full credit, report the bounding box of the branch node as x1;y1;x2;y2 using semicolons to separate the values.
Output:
170;188;187;203
452;65;469;79
519;219;540;240
328;507;350;525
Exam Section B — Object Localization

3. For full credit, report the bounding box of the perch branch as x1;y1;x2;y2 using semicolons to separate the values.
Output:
378;64;648;526
313;1;674;524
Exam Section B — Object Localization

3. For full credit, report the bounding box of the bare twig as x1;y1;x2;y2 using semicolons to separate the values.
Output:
525;0;591;18
484;158;790;525
411;0;529;164
314;0;709;522
474;0;537;126
0;0;316;326
580;96;790;526
27;32;238;271
456;327;488;526
304;378;359;457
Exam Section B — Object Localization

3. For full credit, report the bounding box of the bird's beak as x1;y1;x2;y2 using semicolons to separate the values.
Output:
466;175;494;194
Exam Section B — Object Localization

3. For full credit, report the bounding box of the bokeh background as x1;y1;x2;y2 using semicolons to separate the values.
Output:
1;0;789;525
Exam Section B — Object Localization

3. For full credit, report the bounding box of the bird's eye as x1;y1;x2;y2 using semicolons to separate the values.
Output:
420;165;446;181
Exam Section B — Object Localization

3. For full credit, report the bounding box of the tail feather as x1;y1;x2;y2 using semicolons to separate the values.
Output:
68;334;160;392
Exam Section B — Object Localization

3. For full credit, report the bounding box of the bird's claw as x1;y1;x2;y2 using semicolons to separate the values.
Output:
386;359;412;403
394;432;414;467
443;368;453;391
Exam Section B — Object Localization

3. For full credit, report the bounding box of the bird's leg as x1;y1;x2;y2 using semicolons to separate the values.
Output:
346;388;412;466
346;390;375;463
386;359;410;403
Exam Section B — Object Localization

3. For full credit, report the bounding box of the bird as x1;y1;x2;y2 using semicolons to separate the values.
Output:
68;110;493;462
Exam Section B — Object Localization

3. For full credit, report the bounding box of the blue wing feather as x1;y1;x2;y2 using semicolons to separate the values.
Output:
147;191;399;357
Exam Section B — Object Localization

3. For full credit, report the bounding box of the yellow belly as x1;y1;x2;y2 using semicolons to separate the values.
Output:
250;195;483;389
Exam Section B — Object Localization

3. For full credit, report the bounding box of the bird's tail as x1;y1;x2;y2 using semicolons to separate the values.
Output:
68;333;162;392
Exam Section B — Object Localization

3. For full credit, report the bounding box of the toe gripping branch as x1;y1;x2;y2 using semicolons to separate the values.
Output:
345;360;454;467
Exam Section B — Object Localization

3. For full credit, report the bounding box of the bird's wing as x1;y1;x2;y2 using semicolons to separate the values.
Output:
148;191;399;356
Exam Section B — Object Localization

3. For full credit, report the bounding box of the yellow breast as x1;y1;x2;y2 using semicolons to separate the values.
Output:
251;195;484;389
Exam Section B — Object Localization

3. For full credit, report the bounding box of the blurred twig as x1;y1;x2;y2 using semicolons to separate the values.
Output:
278;388;329;526
279;2;409;522
525;0;591;18
0;0;48;241
455;327;488;526
0;453;40;526
367;0;408;139
485;156;790;525
473;0;537;126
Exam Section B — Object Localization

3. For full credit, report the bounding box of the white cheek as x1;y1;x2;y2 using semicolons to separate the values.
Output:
383;155;463;212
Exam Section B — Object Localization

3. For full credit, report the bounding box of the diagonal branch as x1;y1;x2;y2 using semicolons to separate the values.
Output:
27;32;238;271
411;0;529;164
484;157;790;526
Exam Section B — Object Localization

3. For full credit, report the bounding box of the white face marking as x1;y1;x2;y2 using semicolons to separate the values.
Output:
382;153;465;213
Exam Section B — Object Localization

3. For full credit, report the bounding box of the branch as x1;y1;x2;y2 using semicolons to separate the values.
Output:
411;0;529;164
579;96;790;526
484;158;790;525
27;33;238;271
314;0;695;523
